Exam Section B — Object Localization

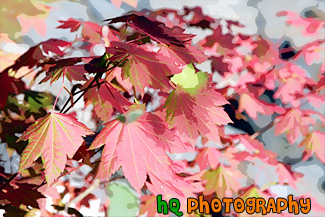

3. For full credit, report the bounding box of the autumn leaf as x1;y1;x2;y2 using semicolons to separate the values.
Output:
183;6;215;29
202;166;241;198
139;195;161;217
200;26;239;50
41;65;88;84
274;64;308;107
164;64;232;143
57;18;82;32
238;185;271;217
158;43;208;66
85;87;114;123
58;18;102;43
275;109;315;144
89;104;188;194
84;81;132;122
229;135;278;165
0;71;25;109
276;163;301;189
239;92;285;119
0;182;45;208
18;113;93;183
9;39;72;71
106;42;181;95
300;131;325;163
82;21;102;43
106;14;194;47
196;147;224;170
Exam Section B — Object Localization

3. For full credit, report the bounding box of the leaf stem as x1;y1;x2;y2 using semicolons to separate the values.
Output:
132;86;139;104
52;75;65;112
126;35;149;44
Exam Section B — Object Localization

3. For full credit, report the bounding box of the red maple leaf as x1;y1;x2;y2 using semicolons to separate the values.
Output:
106;42;181;95
183;7;215;29
106;14;194;47
0;182;45;208
158;43;208;66
300;131;325;163
164;64;232;143
9;39;71;71
196;147;224;170
139;195;165;217
58;19;102;43
276;163;301;189
239;92;285;119
57;18;82;32
84;81;132;122
89;104;189;194
41;65;88;84
18;113;93;183
0;71;25;109
201;165;242;198
275;109;315;144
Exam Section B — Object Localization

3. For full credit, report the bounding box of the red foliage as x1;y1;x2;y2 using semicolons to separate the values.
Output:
0;6;323;217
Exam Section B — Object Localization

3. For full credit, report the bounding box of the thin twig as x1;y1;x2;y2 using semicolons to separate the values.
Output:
250;118;279;140
61;58;127;114
64;179;100;214
0;172;19;190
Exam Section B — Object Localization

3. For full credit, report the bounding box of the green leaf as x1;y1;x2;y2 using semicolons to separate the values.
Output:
171;63;208;95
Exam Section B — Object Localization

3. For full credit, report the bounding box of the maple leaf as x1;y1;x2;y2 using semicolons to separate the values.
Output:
18;113;93;183
183;7;215;29
277;11;325;36
0;71;25;109
84;81;132;122
229;135;278;165
300;131;325;163
41;65;87;84
196;147;224;170
139;195;162;217
239;92;285;119
200;26;239;50
89;104;188;193
58;18;102;43
274;64;309;107
238;185;272;217
201;166;241;198
0;182;45;208
305;93;325;109
9;39;72;71
85;89;114;123
158;44;208;66
275;109;315;144
106;42;181;95
106;14;194;47
57;18;82;32
82;21;102;43
276;163;301;189
164;64;232;143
